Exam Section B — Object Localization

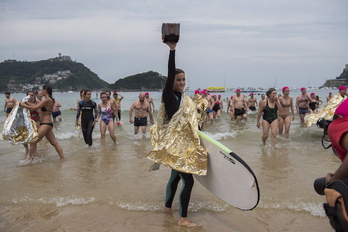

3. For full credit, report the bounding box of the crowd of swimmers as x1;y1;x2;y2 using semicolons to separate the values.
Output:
3;86;344;159
190;86;346;148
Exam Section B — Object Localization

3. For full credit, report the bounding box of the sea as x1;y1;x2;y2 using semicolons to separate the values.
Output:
0;88;339;231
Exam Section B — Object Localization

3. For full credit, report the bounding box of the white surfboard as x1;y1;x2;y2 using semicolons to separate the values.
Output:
195;131;260;210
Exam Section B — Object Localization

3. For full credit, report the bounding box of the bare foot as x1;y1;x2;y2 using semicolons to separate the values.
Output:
163;207;174;214
178;218;201;228
18;156;35;166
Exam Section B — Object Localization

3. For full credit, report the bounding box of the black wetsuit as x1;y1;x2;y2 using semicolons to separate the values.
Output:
77;100;98;146
163;50;194;218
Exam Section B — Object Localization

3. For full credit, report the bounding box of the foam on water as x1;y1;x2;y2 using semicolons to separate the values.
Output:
9;195;97;207
204;131;238;141
114;200;228;212
259;199;326;217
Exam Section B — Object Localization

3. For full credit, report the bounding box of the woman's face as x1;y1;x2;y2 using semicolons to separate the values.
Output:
85;92;91;100
101;94;108;102
270;91;277;99
283;88;290;95
173;73;186;92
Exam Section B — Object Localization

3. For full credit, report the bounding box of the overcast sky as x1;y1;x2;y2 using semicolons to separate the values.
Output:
1;0;347;89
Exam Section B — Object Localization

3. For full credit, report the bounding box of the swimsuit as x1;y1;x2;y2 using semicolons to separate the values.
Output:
212;102;220;112
299;107;309;114
77;100;98;146
52;110;61;118
262;100;278;124
206;109;213;114
278;114;290;120
234;108;245;116
309;102;317;111
101;107;113;125
6;108;13;114
134;117;147;127
249;106;256;111
30;110;40;122
40;122;53;128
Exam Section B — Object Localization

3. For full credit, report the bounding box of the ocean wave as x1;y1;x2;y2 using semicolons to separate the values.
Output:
10;195;96;207
259;199;326;217
204;131;238;141
113;200;228;212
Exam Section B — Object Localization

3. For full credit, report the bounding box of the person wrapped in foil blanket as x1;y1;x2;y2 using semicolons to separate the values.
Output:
2;96;38;145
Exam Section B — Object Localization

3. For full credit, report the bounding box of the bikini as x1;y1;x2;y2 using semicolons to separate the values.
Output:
263;100;278;124
40;104;53;127
101;107;113;125
279;98;291;120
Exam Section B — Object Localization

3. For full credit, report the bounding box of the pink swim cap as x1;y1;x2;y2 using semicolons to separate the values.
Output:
282;86;289;93
250;93;254;95
236;89;241;92
339;86;347;91
194;90;200;94
329;92;332;94
301;87;306;91
335;98;348;118
145;92;149;95
311;93;315;95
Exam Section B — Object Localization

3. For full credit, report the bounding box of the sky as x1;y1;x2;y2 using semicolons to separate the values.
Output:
0;0;347;90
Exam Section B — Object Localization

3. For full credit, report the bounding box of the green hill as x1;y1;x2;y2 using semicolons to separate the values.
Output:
108;71;166;91
0;58;109;92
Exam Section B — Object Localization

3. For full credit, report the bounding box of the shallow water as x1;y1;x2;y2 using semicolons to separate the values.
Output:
0;89;339;231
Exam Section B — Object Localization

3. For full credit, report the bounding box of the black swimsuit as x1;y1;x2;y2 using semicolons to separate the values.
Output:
263;100;278;124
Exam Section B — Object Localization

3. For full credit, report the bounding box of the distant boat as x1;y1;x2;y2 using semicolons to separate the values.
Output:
68;91;74;93
206;86;225;92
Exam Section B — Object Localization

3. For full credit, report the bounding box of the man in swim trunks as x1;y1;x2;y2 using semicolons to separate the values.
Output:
52;100;62;123
4;92;16;118
129;92;154;137
145;92;155;113
248;93;258;112
202;90;214;123
113;91;124;121
232;89;248;122
296;87;312;124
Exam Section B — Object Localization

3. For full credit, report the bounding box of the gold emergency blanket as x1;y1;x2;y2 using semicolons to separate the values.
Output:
192;93;208;124
147;94;208;176
304;93;347;127
2;102;39;145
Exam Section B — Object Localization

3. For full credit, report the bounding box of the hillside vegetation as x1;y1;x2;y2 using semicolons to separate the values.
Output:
0;59;109;92
108;71;166;91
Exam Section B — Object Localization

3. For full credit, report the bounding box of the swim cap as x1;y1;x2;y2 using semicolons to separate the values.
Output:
145;92;149;95
250;93;254;95
282;86;289;93
218;95;221;97
311;93;315;95
335;98;348;118
236;89;241;92
329;92;332;94
339;86;347;91
194;90;200;94
301;87;306;91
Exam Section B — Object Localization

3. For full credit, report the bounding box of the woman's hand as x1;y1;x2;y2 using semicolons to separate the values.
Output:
164;41;177;51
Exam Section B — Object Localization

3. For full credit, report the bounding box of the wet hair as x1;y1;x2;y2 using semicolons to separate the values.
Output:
266;88;276;97
26;91;34;95
100;91;107;99
175;68;185;75
5;92;10;95
42;85;55;103
79;89;86;97
83;89;91;96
